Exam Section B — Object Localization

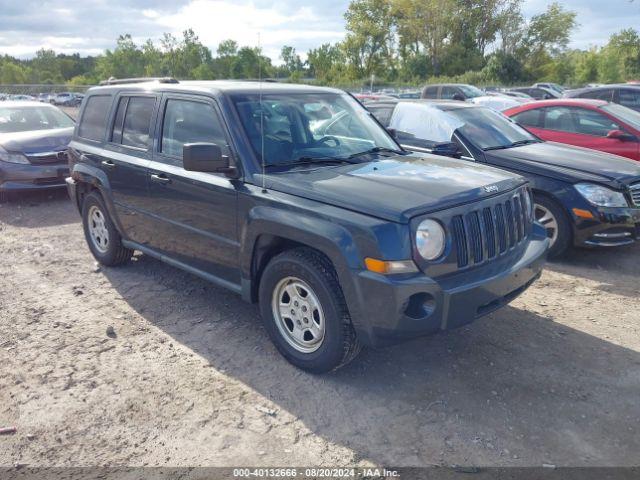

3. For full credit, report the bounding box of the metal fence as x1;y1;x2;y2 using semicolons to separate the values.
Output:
0;84;94;96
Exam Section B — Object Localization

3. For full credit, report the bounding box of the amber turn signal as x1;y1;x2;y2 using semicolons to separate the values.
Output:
364;257;418;274
572;208;595;219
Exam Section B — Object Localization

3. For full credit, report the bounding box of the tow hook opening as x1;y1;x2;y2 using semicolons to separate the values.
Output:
404;292;436;320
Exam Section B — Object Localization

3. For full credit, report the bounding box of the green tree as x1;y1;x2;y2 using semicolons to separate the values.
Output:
344;0;395;78
0;62;28;83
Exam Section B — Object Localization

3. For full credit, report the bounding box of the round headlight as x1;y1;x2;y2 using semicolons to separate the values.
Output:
416;219;446;260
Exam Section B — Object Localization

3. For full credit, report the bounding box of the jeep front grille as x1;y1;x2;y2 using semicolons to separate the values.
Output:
630;182;640;207
453;188;532;268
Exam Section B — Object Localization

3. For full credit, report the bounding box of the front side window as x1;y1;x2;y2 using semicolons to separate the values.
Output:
78;95;111;141
542;107;620;136
571;108;621;137
423;86;438;99
0;105;74;133
231;92;398;167
440;86;456;99
161;99;230;160
581;89;614;102
458;85;484;99
619;89;640;110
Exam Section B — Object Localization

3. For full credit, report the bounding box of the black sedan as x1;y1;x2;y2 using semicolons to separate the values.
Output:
0;101;75;202
365;99;640;257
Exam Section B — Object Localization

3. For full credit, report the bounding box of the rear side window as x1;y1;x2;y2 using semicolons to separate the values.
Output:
110;96;155;149
78;95;111;141
160;99;229;160
512;109;543;128
541;106;577;132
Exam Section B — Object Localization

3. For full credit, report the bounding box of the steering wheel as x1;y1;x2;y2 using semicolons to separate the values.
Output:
317;135;341;147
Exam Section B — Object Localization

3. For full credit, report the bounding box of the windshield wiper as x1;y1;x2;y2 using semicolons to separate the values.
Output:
347;146;404;160
484;139;540;151
509;139;540;147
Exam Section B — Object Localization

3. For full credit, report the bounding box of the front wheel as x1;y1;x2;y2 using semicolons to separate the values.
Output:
81;191;133;266
533;194;571;259
259;248;361;373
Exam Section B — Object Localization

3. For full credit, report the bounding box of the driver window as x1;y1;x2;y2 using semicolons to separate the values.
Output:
572;108;621;137
160;99;230;165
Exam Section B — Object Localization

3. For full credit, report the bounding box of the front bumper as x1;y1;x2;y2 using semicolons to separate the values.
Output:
573;205;640;247
347;231;548;347
0;162;69;192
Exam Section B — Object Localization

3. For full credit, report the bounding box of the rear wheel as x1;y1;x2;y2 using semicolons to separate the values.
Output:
534;194;571;258
259;248;361;373
81;191;133;266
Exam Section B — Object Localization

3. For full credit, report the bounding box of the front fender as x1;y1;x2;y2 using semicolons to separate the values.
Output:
240;205;372;336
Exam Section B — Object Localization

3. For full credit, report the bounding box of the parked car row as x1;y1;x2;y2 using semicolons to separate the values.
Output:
0;92;85;106
1;77;639;373
365;98;640;258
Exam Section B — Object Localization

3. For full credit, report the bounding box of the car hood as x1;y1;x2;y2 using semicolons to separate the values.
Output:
0;127;73;154
486;141;640;185
264;153;525;223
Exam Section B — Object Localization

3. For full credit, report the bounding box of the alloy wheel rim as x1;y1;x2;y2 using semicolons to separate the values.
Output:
534;203;559;247
271;276;325;353
88;205;109;253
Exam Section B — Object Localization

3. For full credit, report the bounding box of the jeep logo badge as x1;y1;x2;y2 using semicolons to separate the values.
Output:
484;185;499;193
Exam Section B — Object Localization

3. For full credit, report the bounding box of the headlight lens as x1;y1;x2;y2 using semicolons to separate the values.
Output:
0;146;29;164
416;219;446;260
523;188;533;219
574;183;628;207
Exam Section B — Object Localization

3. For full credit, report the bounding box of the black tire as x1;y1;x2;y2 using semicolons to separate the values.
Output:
258;247;361;373
534;194;572;259
81;191;133;266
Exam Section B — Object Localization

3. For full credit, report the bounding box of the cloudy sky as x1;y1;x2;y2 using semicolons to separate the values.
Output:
0;0;639;62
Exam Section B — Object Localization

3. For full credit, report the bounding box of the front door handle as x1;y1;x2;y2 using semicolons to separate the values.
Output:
150;173;171;184
101;160;116;170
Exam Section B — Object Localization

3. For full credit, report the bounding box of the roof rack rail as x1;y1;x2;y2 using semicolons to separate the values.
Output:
99;77;179;86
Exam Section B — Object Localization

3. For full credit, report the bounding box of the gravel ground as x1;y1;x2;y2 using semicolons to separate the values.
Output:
0;189;639;468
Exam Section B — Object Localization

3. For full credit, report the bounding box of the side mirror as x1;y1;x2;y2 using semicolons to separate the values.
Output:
387;127;397;138
606;129;635;141
430;142;462;159
183;143;238;177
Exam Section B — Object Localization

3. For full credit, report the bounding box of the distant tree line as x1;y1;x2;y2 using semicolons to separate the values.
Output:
1;1;640;88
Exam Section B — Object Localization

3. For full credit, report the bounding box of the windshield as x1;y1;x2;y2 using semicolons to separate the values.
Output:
231;92;399;167
0;106;74;133
447;107;539;150
459;85;485;99
601;103;640;130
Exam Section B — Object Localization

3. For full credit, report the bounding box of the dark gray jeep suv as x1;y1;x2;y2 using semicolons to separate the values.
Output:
66;78;548;372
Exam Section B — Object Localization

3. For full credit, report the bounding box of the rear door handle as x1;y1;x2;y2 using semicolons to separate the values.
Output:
101;160;116;170
150;173;171;184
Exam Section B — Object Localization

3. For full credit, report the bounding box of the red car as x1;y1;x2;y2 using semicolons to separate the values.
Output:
504;99;640;161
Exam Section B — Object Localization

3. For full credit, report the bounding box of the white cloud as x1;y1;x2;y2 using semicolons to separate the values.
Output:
152;0;343;61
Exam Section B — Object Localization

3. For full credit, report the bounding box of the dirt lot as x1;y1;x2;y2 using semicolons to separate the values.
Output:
1;190;639;468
